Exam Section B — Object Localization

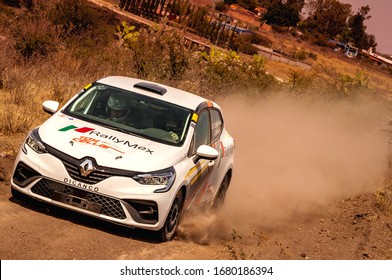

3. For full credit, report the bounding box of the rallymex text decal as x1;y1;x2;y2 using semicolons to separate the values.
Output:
59;125;154;154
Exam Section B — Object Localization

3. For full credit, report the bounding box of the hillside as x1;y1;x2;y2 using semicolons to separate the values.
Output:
94;0;392;95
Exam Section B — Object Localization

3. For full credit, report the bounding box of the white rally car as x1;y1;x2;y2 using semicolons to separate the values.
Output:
11;76;234;241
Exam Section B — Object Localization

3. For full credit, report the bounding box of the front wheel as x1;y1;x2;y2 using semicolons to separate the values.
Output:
212;174;230;209
157;190;184;242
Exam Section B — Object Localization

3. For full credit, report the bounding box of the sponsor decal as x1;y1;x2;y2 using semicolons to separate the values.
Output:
59;126;154;154
73;136;125;154
59;125;94;133
58;114;74;120
64;178;99;192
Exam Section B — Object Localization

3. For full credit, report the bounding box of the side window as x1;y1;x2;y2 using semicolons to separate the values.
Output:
70;89;97;114
210;109;223;143
189;110;211;155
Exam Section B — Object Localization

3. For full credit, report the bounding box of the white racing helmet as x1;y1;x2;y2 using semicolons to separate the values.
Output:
107;93;129;122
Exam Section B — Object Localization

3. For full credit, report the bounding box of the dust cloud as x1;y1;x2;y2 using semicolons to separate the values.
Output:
178;93;391;242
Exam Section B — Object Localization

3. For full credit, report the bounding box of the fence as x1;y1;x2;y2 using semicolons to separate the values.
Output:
119;0;239;48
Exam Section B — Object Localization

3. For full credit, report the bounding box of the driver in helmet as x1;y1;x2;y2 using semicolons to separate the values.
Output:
107;93;130;123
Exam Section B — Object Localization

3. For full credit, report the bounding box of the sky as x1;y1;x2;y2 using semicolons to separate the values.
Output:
341;0;392;55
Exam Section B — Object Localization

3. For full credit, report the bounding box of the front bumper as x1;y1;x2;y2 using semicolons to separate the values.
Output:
11;145;176;231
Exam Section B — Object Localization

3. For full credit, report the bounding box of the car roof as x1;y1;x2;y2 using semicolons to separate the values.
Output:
96;76;214;111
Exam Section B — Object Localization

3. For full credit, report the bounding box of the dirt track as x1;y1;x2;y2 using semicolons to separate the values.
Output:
1;94;392;260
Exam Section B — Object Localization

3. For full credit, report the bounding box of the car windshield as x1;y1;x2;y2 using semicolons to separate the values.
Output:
63;83;193;145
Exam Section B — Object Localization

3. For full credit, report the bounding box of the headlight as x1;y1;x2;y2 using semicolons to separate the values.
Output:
132;168;176;193
23;128;47;154
133;173;173;185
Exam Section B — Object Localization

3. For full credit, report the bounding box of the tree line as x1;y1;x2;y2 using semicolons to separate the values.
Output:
222;0;377;51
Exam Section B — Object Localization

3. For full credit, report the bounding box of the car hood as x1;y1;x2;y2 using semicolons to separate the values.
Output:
38;114;185;172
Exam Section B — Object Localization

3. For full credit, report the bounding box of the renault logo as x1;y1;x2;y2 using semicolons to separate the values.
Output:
79;158;94;177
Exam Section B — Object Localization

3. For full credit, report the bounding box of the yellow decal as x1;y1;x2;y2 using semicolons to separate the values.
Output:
185;160;208;182
84;83;92;90
192;113;198;123
190;163;209;185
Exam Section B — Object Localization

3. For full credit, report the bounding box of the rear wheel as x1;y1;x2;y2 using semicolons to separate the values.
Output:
157;190;184;242
212;174;230;209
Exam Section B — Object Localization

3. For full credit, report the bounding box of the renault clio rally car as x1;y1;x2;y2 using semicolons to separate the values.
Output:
11;76;234;241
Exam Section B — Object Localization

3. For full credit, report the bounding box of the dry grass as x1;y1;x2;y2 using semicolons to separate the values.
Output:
259;28;392;92
0;0;391;134
376;187;392;216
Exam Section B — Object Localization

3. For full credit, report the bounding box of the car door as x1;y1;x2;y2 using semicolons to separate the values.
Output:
184;108;224;209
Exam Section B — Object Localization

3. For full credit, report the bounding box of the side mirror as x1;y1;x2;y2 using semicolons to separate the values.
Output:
196;145;219;161
42;100;59;115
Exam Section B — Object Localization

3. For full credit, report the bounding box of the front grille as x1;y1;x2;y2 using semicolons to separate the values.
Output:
61;158;113;185
31;178;126;219
44;144;138;185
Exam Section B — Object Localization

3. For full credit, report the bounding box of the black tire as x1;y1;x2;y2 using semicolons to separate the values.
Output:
212;174;230;209
157;190;184;242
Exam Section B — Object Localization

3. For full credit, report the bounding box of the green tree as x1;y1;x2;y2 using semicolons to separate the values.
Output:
262;2;300;27
224;0;258;11
303;0;352;38
215;1;228;12
238;0;258;11
286;0;305;12
223;0;237;6
259;0;304;11
364;34;377;50
348;5;377;50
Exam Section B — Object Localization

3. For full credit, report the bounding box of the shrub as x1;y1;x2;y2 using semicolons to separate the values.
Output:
115;21;140;47
339;70;368;95
293;48;307;60
288;70;312;94
123;24;192;81
229;33;260;55
376;187;392;216
308;52;318;60
14;30;56;59
50;0;96;36
198;47;274;96
11;2;58;59
248;32;272;47
214;1;227;12
238;43;259;55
